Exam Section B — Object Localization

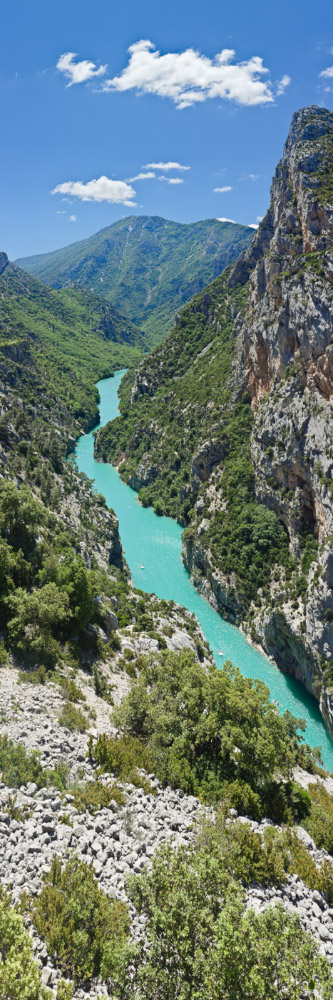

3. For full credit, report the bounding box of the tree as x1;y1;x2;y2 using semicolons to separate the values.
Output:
127;842;333;1000
0;481;43;558
0;885;73;1000
6;582;70;663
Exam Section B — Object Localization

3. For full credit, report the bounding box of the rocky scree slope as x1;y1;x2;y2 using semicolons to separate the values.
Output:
2;660;333;999
16;216;254;348
95;107;333;737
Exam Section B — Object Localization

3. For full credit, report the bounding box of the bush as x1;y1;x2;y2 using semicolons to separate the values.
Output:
198;809;286;887
0;885;73;999
93;664;114;703
72;780;125;814
6;583;70;665
127;840;333;1000
0;734;70;792
113;649;311;810
89;732;154;794
33;854;130;982
58;702;88;732
304;781;333;854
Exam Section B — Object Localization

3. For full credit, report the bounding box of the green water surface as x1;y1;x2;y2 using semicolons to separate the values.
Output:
74;370;333;770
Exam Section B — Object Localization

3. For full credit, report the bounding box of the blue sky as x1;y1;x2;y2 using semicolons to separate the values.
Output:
1;0;333;259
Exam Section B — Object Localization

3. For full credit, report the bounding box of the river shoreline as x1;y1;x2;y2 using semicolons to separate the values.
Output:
73;371;333;769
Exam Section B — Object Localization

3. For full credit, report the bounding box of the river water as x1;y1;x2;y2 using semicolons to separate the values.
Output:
73;370;333;770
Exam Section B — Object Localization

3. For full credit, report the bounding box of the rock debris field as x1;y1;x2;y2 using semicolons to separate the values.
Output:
1;664;333;998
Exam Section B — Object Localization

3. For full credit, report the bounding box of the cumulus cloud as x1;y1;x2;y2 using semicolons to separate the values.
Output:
248;223;259;229
57;52;107;87
159;176;184;184
320;66;333;79
127;171;156;181
217;217;236;223
102;40;276;108
69;215;77;222
276;74;291;95
144;161;190;170
214;185;232;193
51;176;136;206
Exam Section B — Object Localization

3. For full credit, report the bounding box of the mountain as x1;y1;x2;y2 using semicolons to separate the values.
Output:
16;216;254;347
95;106;333;737
0;253;146;434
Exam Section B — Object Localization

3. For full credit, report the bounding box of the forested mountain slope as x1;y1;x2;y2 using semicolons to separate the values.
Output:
16;216;253;347
95;106;333;737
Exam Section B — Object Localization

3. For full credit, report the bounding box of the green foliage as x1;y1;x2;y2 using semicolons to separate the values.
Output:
58;701;88;732
4;793;34;822
127;838;333;1000
277;827;333;904
0;734;69;791
113;648;312;812
90;732;155;794
198;809;287;886
93;664;114;703
304;781;333;854
0;885;69;1000
6;583;70;665
72;779;125;814
39;554;95;630
33;854;130;982
17;216;253;348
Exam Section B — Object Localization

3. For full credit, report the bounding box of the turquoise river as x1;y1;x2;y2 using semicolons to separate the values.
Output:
74;370;333;770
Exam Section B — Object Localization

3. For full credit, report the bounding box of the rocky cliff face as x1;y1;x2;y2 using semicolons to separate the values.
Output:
229;107;333;731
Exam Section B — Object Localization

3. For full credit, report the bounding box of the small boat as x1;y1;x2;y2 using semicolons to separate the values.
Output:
140;565;145;569
218;650;224;656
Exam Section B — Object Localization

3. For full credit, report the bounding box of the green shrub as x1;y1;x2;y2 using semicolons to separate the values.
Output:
72;780;125;814
33;854;130;982
0;734;69;791
18;664;47;686
304;781;333;853
0;885;73;999
0;639;9;665
6;583;70;665
58;702;88;732
113;648;313;811
93;664;114;703
127;840;333;1000
198;809;286;887
89;732;154;793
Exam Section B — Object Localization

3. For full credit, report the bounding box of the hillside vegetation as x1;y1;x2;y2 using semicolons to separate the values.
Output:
16;216;253;347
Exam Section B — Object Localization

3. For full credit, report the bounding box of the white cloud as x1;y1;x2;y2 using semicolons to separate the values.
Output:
214;185;232;193
56;210;66;215
57;52;107;87
248;223;259;229
127;171;156;181
159;176;184;184
102;40;276;108
217;217;236;223
69;215;77;222
51;176;136;206
276;74;291;95
320;66;333;79
256;215;264;221
144;161;190;170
